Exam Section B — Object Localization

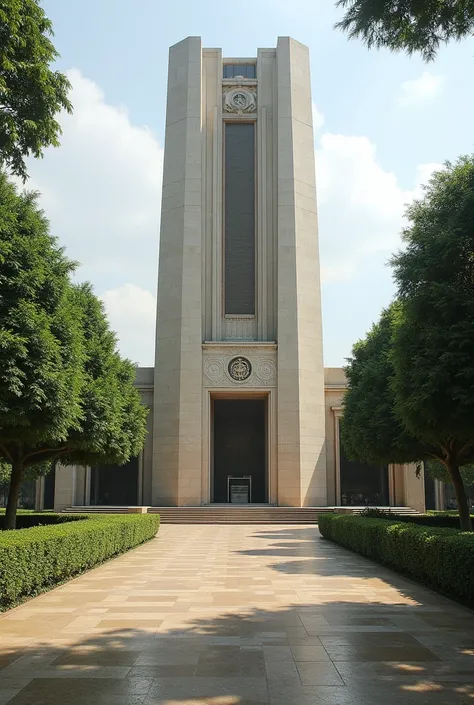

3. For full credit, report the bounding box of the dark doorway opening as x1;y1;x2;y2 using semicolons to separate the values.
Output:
43;463;56;510
424;467;436;510
91;457;139;506
213;398;267;503
339;434;389;506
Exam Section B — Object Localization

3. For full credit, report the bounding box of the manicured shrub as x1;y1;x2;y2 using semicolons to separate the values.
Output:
318;514;474;601
0;513;86;530
380;512;474;529
0;514;160;609
361;510;474;530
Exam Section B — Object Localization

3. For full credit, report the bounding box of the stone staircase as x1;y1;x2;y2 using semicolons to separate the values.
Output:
63;505;418;524
147;506;329;524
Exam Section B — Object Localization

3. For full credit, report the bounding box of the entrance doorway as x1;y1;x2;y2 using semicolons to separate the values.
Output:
212;398;267;503
90;457;139;506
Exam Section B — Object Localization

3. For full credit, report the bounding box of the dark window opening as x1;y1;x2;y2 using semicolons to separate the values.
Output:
444;481;474;510
0;480;35;509
91;457;139;506
424;467;436;510
223;64;256;79
43;463;56;510
224;122;255;315
339;428;389;506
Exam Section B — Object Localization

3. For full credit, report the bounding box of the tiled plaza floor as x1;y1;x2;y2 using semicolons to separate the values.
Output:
1;525;474;705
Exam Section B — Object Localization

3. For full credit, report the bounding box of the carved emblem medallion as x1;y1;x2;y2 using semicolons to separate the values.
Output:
223;87;256;114
228;356;252;381
232;92;248;109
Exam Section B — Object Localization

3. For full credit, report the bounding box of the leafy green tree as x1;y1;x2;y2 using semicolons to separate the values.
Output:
343;301;474;530
391;156;474;531
425;459;474;490
0;173;83;528
59;283;148;470
0;0;72;180
0;461;10;505
335;0;474;61
0;174;147;529
342;303;432;466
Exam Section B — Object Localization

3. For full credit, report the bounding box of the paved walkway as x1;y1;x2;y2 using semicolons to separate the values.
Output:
1;525;474;705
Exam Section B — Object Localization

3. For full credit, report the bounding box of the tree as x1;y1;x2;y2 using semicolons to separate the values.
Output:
0;0;72;180
0;459;52;498
335;0;474;61
0;173;147;528
390;156;474;531
425;459;474;491
0;173;83;527
342;303;432;466
58;283;148;471
343;300;474;530
0;461;10;505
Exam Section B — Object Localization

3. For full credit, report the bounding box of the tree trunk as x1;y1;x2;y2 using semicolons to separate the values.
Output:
4;461;23;530
447;459;472;531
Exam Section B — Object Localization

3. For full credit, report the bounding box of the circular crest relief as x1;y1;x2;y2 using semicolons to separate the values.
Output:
224;87;256;114
228;356;252;382
232;91;249;109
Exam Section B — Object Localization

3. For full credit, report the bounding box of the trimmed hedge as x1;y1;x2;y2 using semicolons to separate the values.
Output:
0;514;160;609
318;513;474;601
0;513;87;530
364;511;474;530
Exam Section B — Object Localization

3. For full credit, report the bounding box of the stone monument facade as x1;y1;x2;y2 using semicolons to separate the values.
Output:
34;38;428;514
152;36;327;506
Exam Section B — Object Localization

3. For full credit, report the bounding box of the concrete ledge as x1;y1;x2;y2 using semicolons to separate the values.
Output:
126;506;150;514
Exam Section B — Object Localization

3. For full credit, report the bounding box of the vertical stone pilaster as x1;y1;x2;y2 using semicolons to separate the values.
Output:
152;37;203;505
403;463;426;513
53;464;75;512
276;37;326;506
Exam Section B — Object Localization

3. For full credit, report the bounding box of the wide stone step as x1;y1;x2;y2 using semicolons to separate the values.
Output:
62;506;418;524
148;508;325;523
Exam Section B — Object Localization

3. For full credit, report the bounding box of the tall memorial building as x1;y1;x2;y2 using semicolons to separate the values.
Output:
35;38;429;513
153;36;326;507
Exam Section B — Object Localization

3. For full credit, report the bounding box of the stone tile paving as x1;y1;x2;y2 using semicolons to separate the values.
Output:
1;524;474;704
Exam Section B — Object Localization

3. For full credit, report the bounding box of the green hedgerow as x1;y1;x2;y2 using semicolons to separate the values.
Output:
0;512;86;529
318;514;474;601
0;514;160;609
361;512;474;530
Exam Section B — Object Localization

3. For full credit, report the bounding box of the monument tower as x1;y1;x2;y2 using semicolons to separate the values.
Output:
152;36;326;506
39;37;428;515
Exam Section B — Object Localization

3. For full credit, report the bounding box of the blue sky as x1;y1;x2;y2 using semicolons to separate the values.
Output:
25;0;474;366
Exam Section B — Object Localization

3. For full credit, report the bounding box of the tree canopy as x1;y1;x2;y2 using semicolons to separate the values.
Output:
343;156;474;531
0;0;72;180
0;173;147;528
335;0;474;60
390;156;474;529
342;303;430;466
425;459;474;489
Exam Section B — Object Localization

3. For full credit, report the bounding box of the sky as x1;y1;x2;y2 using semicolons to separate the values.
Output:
22;0;474;367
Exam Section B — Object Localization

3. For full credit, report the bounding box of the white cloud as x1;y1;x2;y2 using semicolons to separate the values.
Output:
312;102;325;132
414;162;441;188
20;69;163;366
314;120;442;365
24;68;163;293
398;71;444;107
315;129;441;283
101;284;156;366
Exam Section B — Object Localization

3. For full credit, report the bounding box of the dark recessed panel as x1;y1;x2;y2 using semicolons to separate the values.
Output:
224;122;255;315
